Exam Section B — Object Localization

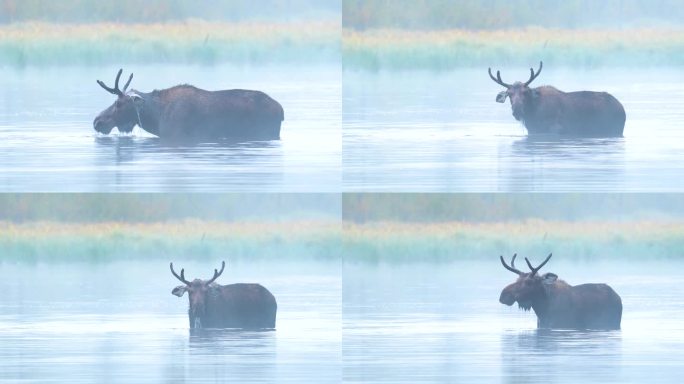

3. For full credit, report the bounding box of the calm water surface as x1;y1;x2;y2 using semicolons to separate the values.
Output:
0;261;341;383
344;68;684;192
0;65;340;192
344;260;684;383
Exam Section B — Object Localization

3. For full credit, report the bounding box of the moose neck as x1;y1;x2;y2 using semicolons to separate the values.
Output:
133;91;162;136
531;285;551;323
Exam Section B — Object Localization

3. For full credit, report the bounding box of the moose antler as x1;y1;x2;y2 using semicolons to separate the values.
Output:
500;253;523;275
488;67;512;88
97;68;134;96
524;61;543;87
170;262;191;285
205;261;226;285
524;253;552;276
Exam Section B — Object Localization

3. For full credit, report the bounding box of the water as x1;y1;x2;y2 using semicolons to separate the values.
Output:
0;64;340;192
343;68;684;192
343;260;684;383
0;260;341;383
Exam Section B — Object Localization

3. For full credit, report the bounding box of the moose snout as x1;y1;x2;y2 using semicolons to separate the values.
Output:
499;291;515;306
93;116;113;134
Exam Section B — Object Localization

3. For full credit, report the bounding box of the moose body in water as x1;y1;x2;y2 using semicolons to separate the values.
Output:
170;261;277;329
499;253;622;330
488;62;626;137
94;69;284;142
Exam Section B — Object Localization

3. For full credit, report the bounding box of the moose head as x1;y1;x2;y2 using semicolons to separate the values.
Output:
93;69;143;134
488;62;543;122
498;253;557;311
170;261;226;329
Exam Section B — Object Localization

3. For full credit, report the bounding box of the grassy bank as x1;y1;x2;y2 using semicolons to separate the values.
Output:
3;219;682;264
0;20;339;67
0;220;341;263
343;27;684;70
344;220;684;263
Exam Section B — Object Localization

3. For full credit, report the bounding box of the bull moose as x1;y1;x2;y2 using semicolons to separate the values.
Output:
488;61;626;137
499;253;622;330
94;69;284;142
170;261;277;330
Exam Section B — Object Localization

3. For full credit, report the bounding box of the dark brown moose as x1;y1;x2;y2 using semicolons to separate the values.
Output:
94;69;284;142
488;62;626;137
170;261;277;330
499;253;622;330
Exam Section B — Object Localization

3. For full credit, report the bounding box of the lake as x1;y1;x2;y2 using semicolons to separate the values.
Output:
343;260;684;383
0;260;341;383
343;67;684;192
0;64;340;192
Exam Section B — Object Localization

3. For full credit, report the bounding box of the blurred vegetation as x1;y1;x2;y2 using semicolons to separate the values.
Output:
342;0;684;69
343;0;684;30
0;20;339;67
343;194;684;223
343;220;684;263
0;0;339;23
0;194;339;223
1;194;683;264
0;220;341;263
343;27;684;69
0;1;339;67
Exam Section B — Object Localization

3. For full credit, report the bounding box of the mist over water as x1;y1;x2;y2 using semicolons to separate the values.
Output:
0;260;341;383
343;67;684;192
0;64;340;192
343;260;684;383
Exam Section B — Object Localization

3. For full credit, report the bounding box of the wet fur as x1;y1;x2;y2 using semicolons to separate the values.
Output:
188;283;277;330
95;83;284;142
514;85;626;137
501;273;622;330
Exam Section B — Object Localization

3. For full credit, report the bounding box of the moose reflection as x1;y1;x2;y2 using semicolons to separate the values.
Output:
170;261;277;330
94;69;284;142
499;253;622;330
488;62;626;137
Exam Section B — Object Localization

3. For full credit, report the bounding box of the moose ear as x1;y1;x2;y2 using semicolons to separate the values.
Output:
542;273;558;284
130;93;144;105
171;286;187;297
496;91;508;103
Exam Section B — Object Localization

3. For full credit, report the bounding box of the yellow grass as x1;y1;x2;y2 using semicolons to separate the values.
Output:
343;27;684;69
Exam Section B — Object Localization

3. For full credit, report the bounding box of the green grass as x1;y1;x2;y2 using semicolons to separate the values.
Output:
343;220;684;263
0;21;340;67
343;27;684;70
3;219;682;264
0;220;341;263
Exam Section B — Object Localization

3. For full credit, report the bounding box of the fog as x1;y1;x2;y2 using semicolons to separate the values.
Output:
343;0;684;30
0;0;340;23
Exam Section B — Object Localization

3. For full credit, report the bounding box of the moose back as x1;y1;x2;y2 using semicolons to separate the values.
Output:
94;69;284;142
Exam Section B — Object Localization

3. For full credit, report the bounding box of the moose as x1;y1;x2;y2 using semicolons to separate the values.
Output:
94;69;284;142
170;261;277;330
499;253;622;330
488;62;626;137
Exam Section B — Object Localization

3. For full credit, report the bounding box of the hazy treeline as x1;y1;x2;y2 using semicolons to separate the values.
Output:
0;194;340;223
344;194;684;223
0;0;340;23
343;0;684;30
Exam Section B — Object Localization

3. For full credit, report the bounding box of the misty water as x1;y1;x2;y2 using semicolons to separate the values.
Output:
0;64;340;192
343;260;684;383
344;68;684;192
0;260;341;383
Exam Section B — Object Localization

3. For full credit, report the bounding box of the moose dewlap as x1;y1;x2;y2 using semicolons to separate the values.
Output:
499;253;622;330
